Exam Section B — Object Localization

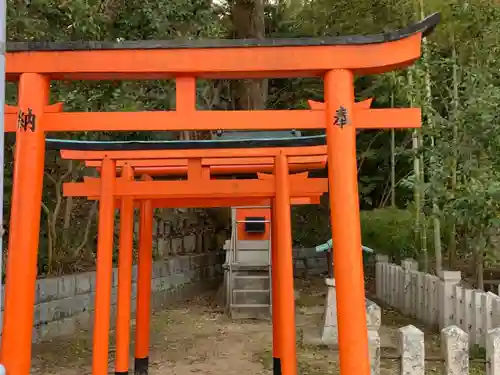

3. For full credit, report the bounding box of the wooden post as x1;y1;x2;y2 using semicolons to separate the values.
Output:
135;199;153;375
324;69;370;375
271;199;281;375
1;73;49;375
92;157;117;375
275;152;297;375
115;165;134;375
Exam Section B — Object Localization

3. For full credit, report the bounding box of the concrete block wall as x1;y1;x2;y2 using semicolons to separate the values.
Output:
293;248;328;276
0;252;223;343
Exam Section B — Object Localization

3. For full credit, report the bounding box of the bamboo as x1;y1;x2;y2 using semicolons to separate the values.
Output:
448;32;459;268
390;73;396;208
417;0;442;275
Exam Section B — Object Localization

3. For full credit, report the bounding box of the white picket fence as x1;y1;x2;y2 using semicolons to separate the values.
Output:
375;255;500;348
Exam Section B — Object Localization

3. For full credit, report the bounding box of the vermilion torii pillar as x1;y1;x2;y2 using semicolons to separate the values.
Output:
1;73;49;375
92;157;116;375
325;70;369;375
135;198;153;375
115;165;134;375
1;12;439;375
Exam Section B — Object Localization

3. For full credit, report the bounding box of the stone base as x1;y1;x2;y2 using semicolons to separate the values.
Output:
320;278;381;346
321;278;338;345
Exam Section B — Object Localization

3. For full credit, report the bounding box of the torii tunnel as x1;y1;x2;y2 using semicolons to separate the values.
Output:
0;11;439;375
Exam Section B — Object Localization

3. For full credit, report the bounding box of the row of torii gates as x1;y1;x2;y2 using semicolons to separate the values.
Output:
0;12;439;375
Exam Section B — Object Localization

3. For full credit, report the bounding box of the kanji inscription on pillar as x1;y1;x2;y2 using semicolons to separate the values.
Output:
333;106;349;129
17;108;36;132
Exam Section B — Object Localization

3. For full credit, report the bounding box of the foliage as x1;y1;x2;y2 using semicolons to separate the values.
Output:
360;208;419;261
291;197;330;247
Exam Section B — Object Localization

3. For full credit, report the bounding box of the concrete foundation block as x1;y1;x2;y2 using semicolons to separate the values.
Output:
75;272;92;295
37;278;58;303
58;275;76;299
132;265;138;282
89;272;97;293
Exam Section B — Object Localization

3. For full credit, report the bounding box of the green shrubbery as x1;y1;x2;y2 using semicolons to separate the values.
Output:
292;205;437;264
360;208;418;261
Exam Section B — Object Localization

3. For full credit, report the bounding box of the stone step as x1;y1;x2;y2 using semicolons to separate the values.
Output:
233;275;270;290
225;263;269;272
230;304;271;320
233;269;269;277
233;289;270;305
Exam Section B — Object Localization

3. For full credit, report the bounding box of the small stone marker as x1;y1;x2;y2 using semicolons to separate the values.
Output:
441;325;468;375
398;325;424;375
487;328;500;375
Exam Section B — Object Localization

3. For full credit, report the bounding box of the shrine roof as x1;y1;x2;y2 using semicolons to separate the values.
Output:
46;134;326;151
7;13;439;52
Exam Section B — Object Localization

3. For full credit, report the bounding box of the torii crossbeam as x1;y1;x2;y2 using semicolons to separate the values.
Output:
1;12;439;375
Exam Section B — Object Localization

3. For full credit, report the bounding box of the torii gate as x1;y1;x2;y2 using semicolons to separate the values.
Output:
82;154;328;208
57;141;329;375
0;12;439;375
58;142;328;374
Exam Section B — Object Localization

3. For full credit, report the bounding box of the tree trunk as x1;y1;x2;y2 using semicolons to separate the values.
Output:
62;196;73;247
476;237;485;290
417;0;438;274
390;74;396;208
408;67;427;270
230;0;267;109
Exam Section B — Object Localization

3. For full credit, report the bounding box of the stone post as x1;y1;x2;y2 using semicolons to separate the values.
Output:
366;301;381;375
453;285;464;332
409;272;418;319
487;328;500;375
428;275;439;327
491;296;500;328
441;325;468;375
472;290;485;346
416;272;425;321
321;278;338;345
401;259;417;315
438;271;461;329
462;288;473;338
375;254;388;303
398;325;424;375
484;292;497;333
389;264;398;307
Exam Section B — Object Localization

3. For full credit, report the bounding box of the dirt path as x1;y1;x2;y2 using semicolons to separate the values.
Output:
29;277;487;375
31;294;272;375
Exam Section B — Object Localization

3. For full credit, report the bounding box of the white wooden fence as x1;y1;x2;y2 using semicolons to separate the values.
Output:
375;255;500;348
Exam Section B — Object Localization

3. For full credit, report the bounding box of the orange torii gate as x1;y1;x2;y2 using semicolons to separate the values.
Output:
59;144;329;375
79;156;325;375
82;155;328;208
84;154;328;177
0;11;439;375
